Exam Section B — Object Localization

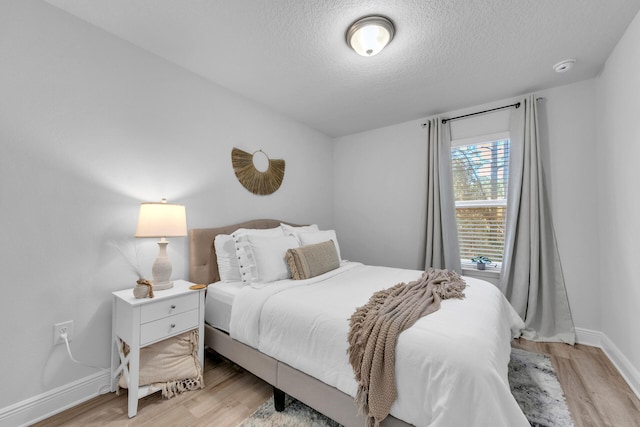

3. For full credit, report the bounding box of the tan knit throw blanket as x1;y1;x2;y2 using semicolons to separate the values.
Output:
347;268;466;427
117;330;204;399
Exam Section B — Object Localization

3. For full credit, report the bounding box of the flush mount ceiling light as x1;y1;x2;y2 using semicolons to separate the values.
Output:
346;15;395;57
553;59;576;73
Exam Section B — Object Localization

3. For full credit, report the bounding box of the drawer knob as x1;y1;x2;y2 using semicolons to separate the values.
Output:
170;323;176;329
170;305;176;309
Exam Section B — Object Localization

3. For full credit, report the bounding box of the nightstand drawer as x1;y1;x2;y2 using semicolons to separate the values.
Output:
140;309;199;345
140;292;199;323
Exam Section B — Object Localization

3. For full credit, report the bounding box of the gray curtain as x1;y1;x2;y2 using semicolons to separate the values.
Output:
500;95;575;344
424;118;461;274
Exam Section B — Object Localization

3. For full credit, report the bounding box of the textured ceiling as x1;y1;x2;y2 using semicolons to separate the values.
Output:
45;0;640;137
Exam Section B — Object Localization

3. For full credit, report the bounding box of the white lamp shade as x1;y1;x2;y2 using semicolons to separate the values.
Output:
347;16;395;57
135;201;187;238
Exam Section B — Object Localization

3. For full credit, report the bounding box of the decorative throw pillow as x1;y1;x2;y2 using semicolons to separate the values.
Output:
232;227;286;284
117;330;203;399
286;240;340;280
249;235;300;283
214;234;241;282
297;230;342;260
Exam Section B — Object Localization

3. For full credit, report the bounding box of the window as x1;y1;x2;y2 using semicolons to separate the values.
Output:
451;134;509;265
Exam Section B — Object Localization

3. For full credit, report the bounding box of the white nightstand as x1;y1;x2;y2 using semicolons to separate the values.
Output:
110;280;205;418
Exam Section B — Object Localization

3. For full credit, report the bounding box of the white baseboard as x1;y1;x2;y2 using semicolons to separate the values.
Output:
600;334;640;399
575;327;640;399
574;327;603;347
0;371;111;427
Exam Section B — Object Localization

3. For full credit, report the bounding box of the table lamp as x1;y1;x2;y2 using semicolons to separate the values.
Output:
135;198;187;290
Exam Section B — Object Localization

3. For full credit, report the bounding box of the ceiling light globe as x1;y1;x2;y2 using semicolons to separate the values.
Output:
347;16;395;57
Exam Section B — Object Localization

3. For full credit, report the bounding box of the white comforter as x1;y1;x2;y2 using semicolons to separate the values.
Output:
230;262;528;427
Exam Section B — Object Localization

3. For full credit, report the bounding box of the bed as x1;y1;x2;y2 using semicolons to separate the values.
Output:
189;219;528;427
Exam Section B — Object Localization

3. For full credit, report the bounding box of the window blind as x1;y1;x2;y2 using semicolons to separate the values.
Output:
451;139;509;263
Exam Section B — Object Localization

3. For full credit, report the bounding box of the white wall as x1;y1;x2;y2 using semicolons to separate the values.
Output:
0;0;333;413
596;10;640;379
535;82;601;333
333;121;428;269
334;79;601;333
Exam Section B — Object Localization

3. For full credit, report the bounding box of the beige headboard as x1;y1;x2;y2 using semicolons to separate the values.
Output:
188;219;301;285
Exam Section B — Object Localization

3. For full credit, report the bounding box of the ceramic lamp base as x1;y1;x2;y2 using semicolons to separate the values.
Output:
151;240;174;290
152;281;173;290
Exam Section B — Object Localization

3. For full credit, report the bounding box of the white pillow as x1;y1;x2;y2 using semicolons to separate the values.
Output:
280;223;319;243
297;230;342;261
249;235;300;283
232;227;286;284
214;234;241;282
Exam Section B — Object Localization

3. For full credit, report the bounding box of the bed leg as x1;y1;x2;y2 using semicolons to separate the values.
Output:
273;387;285;412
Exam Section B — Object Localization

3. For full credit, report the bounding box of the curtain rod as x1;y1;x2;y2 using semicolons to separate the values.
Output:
441;102;520;124
420;102;521;128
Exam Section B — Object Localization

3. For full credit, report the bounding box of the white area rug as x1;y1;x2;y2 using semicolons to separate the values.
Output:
238;348;573;427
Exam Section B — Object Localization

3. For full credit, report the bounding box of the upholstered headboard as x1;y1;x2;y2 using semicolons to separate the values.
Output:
188;219;300;285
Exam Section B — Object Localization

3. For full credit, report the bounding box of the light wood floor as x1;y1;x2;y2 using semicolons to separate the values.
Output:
34;341;640;427
511;339;640;427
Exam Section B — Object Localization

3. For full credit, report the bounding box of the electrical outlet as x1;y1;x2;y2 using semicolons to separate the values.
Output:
53;321;73;345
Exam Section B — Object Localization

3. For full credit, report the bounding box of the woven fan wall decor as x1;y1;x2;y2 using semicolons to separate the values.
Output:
231;147;285;195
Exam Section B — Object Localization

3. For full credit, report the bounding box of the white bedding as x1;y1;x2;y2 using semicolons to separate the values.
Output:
230;262;528;427
205;280;244;332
